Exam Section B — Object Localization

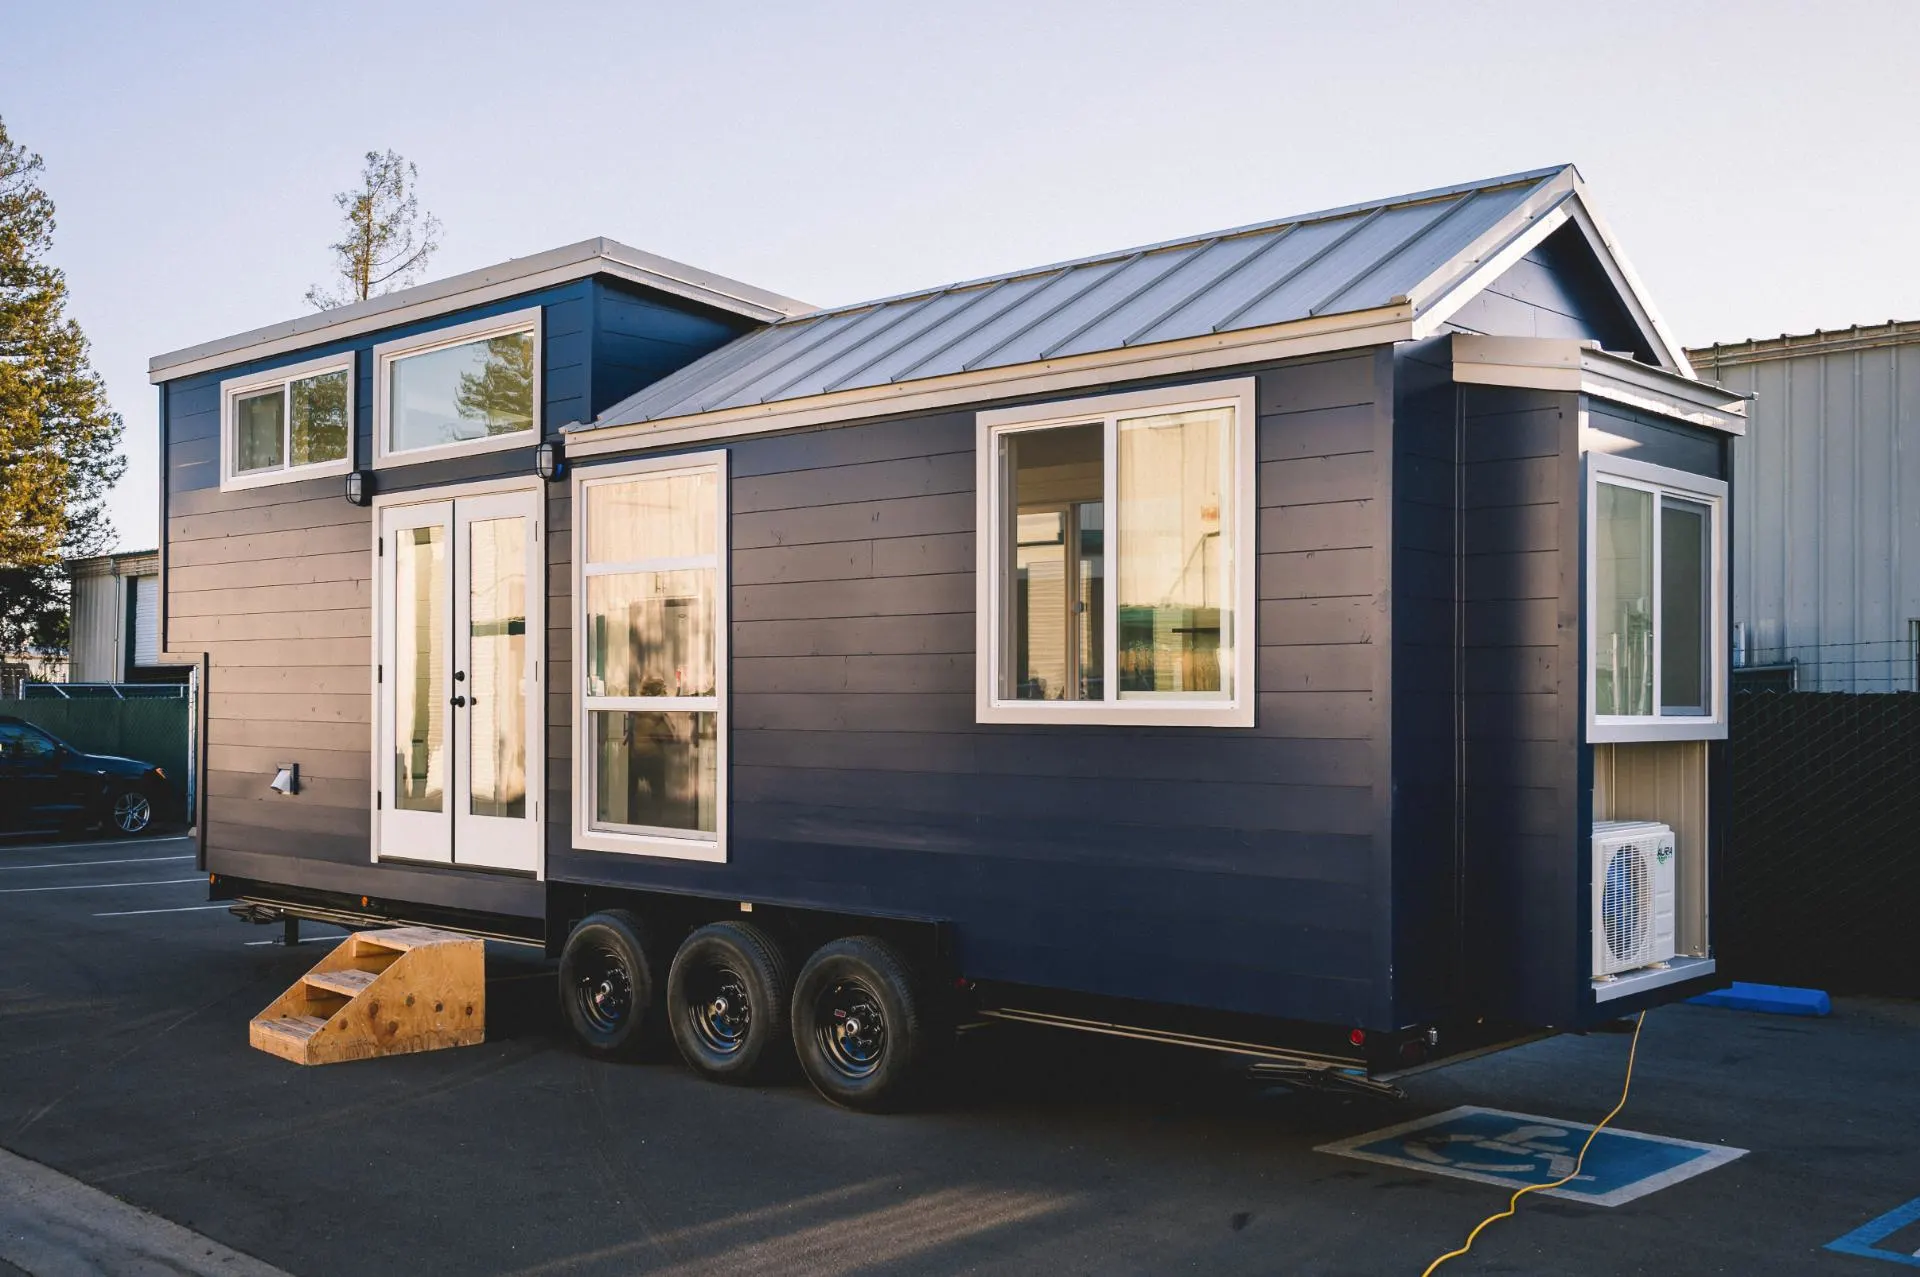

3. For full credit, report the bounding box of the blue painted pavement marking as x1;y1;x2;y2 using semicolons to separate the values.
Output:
1315;1105;1746;1208
1827;1197;1920;1268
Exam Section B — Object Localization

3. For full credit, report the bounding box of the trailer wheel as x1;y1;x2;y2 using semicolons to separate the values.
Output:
559;910;655;1059
791;936;927;1112
666;922;792;1083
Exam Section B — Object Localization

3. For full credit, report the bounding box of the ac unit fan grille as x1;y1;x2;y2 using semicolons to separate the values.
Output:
1602;842;1652;965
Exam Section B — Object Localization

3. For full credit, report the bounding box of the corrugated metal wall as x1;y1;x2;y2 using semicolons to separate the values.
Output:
1691;324;1920;693
68;572;123;682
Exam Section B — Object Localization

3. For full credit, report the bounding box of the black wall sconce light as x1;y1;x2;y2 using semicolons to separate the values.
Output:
535;437;567;483
344;469;372;506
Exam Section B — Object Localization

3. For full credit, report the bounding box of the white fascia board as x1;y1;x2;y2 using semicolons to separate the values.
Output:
564;305;1414;458
1404;175;1694;379
1401;167;1579;320
1450;335;1748;435
150;239;810;385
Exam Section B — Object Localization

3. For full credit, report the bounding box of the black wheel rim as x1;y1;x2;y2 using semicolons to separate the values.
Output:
685;962;752;1055
114;792;151;834
814;977;886;1079
573;946;633;1035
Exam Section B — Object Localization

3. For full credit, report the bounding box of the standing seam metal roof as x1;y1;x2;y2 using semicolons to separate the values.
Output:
587;165;1576;430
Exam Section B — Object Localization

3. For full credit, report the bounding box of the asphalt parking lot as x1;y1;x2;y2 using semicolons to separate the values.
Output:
3;834;1918;1276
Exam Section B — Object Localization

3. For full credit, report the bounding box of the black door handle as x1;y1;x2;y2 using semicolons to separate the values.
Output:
450;695;467;708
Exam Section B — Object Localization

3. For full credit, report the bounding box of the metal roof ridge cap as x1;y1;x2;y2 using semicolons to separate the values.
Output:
769;165;1576;332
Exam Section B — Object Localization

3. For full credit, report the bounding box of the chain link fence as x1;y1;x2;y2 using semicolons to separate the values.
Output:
0;694;191;809
1724;691;1920;996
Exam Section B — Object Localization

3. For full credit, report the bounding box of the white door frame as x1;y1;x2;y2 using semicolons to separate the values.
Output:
372;476;546;877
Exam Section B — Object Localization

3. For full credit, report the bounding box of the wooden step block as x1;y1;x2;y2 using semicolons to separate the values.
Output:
304;968;377;997
250;1015;329;1062
249;926;486;1065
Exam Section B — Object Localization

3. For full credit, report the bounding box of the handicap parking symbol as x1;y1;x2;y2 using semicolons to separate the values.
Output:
1316;1106;1746;1207
1827;1197;1920;1268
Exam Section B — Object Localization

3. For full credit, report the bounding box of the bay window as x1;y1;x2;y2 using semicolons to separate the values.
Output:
1588;455;1727;741
574;454;727;860
977;380;1256;727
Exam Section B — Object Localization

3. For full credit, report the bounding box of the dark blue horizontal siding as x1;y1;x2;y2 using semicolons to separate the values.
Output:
551;348;1398;1029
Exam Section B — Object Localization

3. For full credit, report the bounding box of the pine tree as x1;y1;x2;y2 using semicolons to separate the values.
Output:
0;116;125;665
305;150;443;310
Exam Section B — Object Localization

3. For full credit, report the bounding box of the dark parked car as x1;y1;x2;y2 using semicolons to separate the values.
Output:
0;716;173;836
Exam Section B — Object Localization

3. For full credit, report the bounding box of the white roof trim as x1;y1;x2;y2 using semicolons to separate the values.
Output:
149;238;811;384
1450;335;1748;434
1405;172;1692;376
565;305;1413;459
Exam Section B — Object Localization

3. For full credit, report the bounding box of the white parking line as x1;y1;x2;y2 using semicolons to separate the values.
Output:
93;904;230;917
244;936;343;946
1;855;196;871
2;836;192;853
0;877;205;895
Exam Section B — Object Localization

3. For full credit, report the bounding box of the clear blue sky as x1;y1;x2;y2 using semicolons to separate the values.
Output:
6;0;1917;552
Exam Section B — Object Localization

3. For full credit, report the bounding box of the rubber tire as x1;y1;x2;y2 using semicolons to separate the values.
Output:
666;921;792;1084
558;910;656;1060
107;786;155;836
790;936;927;1112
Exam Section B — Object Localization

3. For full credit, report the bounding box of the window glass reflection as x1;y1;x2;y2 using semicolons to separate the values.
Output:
593;710;717;834
585;570;716;698
235;390;284;472
1116;407;1230;699
390;330;535;454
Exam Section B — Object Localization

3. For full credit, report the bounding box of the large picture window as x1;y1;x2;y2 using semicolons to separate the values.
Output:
374;308;540;467
219;354;353;491
574;453;727;860
977;380;1256;727
1588;455;1727;741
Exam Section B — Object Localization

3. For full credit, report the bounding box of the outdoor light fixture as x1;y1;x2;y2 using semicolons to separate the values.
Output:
344;469;371;506
535;438;566;482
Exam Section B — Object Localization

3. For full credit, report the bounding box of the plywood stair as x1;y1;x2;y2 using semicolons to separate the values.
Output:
249;926;485;1065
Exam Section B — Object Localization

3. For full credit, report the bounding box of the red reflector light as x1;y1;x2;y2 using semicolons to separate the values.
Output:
1348;1028;1366;1047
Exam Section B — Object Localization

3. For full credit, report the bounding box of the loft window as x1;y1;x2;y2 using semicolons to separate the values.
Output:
573;452;728;861
218;355;353;491
1588;455;1727;741
976;379;1256;728
373;307;540;466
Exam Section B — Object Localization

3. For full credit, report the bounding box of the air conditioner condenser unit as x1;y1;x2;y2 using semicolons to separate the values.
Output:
1592;820;1676;979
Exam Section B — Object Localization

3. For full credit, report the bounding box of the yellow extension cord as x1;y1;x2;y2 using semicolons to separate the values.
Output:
1420;1009;1648;1275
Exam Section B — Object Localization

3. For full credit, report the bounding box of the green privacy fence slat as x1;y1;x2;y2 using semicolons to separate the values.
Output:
0;697;190;804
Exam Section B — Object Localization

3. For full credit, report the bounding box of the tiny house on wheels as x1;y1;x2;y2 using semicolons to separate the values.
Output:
152;166;1746;1106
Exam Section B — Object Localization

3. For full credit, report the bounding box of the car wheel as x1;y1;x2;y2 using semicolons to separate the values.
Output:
110;788;154;836
791;936;930;1112
667;921;792;1084
558;910;656;1059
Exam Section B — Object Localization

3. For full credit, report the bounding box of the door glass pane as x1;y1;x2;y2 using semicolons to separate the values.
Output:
1002;424;1103;700
586;471;717;564
1661;499;1711;714
1595;483;1655;716
393;525;446;811
235;389;284;472
389;330;536;454
592;710;717;833
585;570;717;698
1116;407;1230;698
469;516;527;819
290;369;349;466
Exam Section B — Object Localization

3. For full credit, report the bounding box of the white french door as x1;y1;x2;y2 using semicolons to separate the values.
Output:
377;488;542;873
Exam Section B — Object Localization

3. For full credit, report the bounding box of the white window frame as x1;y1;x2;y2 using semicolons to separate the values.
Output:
1586;453;1729;743
571;450;729;861
373;307;543;469
976;378;1257;728
218;352;355;492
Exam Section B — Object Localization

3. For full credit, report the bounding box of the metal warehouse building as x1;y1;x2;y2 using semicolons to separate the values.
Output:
1689;322;1920;693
